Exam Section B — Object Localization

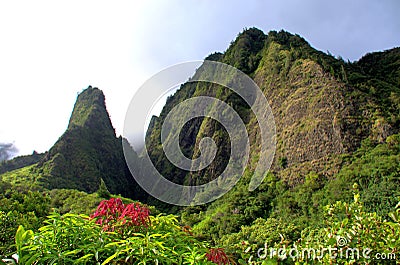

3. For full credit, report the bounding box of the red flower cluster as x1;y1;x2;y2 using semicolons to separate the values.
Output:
90;198;150;231
206;248;233;264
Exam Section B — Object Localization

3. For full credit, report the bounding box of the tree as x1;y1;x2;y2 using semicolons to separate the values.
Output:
97;178;111;199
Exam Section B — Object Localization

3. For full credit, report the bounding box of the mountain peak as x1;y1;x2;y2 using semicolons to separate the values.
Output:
67;86;114;135
221;28;312;74
222;27;267;73
267;29;309;48
33;86;139;197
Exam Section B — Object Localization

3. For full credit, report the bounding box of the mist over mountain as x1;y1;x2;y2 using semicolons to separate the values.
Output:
0;150;43;174
0;143;18;162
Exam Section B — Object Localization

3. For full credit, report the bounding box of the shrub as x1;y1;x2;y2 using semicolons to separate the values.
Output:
12;198;225;264
265;185;400;264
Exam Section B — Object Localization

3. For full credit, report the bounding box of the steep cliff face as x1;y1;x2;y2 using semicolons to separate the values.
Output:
145;28;399;188
254;43;360;167
36;87;139;198
145;29;266;186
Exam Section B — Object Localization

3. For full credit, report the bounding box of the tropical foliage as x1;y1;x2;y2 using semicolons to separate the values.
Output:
220;185;399;264
9;198;232;265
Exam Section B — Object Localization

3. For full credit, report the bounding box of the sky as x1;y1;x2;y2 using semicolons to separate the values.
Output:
0;0;399;157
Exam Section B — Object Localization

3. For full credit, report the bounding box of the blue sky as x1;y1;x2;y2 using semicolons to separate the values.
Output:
0;0;399;156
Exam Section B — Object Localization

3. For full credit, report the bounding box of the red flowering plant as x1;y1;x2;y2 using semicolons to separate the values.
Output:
90;198;150;233
206;247;235;265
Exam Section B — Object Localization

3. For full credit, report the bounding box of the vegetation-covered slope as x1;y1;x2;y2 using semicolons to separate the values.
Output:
0;151;44;175
146;28;399;191
144;28;400;255
39;87;142;198
0;87;143;200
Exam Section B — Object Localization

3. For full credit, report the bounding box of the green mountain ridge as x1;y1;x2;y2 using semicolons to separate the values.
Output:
1;86;143;199
0;151;44;175
1;28;398;225
143;28;400;241
146;28;399;187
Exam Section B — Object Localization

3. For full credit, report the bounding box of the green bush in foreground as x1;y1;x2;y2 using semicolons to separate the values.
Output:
219;184;399;264
283;185;399;264
9;198;233;265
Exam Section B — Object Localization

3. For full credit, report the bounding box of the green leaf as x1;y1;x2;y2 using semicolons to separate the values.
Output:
63;249;81;256
263;259;278;265
101;252;120;265
23;253;41;265
149;233;163;238
104;241;125;247
15;225;26;247
74;254;94;263
342;218;349;227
